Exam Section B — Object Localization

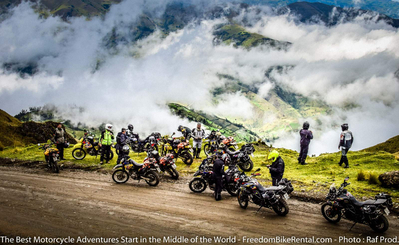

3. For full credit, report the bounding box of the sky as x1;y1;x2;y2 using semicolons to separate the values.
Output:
0;0;398;154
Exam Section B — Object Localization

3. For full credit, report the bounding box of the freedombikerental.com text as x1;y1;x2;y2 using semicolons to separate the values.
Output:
0;235;398;244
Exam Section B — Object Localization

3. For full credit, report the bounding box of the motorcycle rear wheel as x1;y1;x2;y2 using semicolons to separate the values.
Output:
237;189;249;209
189;178;207;193
166;167;179;180
321;203;341;223
72;148;86;160
144;170;160;187
180;151;193;165
239;159;254;172
203;144;212;157
112;169;129;184
370;215;389;233
272;198;289;216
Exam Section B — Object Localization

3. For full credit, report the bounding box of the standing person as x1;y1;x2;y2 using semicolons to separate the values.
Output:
116;128;128;165
99;124;114;164
213;150;226;201
177;125;192;141
127;124;135;138
338;123;354;168
192;123;205;159
298;121;313;165
54;123;66;160
267;150;285;186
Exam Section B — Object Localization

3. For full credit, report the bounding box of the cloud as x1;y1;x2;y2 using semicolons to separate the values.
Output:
0;1;398;152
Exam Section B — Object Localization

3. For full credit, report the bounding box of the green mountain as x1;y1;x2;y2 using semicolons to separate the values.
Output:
363;135;399;154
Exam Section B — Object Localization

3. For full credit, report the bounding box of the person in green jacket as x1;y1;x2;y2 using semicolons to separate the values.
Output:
99;124;114;164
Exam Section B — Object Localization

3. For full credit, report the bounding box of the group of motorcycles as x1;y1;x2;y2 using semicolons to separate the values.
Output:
38;130;394;233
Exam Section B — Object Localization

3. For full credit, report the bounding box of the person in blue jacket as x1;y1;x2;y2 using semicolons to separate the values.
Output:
298;121;313;165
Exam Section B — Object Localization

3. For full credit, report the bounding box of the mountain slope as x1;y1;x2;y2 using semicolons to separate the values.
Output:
363;135;399;154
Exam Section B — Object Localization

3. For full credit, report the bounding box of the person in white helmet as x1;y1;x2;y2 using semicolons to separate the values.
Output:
99;124;114;164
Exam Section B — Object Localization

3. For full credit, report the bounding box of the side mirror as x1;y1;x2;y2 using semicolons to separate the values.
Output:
172;132;175;136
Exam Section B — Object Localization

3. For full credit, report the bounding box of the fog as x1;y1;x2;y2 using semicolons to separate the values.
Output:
0;1;398;154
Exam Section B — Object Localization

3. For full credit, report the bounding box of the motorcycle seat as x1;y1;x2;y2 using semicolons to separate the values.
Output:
131;160;144;167
264;186;285;192
352;199;386;207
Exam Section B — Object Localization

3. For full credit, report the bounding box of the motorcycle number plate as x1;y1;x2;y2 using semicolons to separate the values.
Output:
251;153;254;157
284;193;289;200
171;164;176;169
384;207;390;216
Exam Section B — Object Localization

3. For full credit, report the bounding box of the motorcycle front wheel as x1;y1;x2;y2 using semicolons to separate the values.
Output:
203;144;211;157
166;167;179;180
272;198;289;216
226;183;239;197
239;159;254;172
189;178;207;193
237;189;249;209
112;169;129;184
144;170;160;186
180;151;193;165
321;203;341;223
370;215;389;233
72;148;86;160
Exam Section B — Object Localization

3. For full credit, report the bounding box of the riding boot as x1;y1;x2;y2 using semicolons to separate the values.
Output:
344;156;349;168
193;148;197;159
197;149;202;159
338;156;343;166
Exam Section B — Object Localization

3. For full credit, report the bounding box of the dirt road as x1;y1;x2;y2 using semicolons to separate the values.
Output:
0;166;398;245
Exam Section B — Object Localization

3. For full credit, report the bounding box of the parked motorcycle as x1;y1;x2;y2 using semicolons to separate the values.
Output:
112;152;161;187
203;139;219;157
223;143;255;172
321;177;392;232
127;132;161;154
39;140;60;173
72;134;114;161
189;156;241;196
160;132;193;165
146;150;179;180
237;169;294;216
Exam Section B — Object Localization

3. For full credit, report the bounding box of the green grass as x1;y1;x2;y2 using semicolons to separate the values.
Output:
1;143;398;204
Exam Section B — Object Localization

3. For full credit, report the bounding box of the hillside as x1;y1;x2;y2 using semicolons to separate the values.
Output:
0;109;76;150
363;135;399;154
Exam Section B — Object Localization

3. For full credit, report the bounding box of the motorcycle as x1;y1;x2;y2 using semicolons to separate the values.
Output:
160;132;193;165
72;134;114;161
39;140;60;173
203;138;219;157
127;132;161;154
223;136;238;151
224;143;255;172
237;169;294;216
112;152;161;187
189;156;241;196
321;177;392;232
146;149;179;180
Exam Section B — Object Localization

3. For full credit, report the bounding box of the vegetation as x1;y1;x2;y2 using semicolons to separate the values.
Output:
363;135;399;154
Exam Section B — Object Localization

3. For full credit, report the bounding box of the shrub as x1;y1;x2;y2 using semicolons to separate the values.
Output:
357;170;366;181
368;172;379;185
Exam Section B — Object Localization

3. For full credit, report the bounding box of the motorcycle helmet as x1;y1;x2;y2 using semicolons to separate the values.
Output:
341;123;349;131
268;150;279;162
303;121;310;130
177;125;183;132
122;144;130;154
215;149;224;158
128;124;133;131
106;124;113;131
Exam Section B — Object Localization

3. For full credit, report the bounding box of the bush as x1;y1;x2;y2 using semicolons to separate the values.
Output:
368;172;379;185
357;170;366;181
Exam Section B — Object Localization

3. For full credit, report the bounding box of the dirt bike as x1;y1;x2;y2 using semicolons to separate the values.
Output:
72;134;114;161
321;177;392;232
237;169;294;216
146;149;179;180
203;138;219;157
127;132;161;154
223;143;255;172
39;140;60;173
189;157;241;196
160;132;193;165
112;155;161;187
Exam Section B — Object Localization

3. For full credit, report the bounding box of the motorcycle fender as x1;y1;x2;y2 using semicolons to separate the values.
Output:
73;143;83;149
113;164;123;170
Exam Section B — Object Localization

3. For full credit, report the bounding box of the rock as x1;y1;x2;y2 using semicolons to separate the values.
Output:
379;171;399;188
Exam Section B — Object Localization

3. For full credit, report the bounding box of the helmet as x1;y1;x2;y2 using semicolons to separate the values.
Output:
341;123;348;131
128;124;133;131
268;150;279;162
122;144;130;153
106;124;113;131
216;132;222;137
303;121;310;130
177;125;183;131
215;149;224;158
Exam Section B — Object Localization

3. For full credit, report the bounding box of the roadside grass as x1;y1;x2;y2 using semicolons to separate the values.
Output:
1;143;398;204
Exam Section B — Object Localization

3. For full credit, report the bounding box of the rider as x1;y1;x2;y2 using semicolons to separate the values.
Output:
213;150;226;201
267;150;285;186
54;123;66;161
177;125;192;141
192;123;205;159
126;124;136;139
116;128;128;165
99;124;114;164
338;123;354;168
298;121;313;165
